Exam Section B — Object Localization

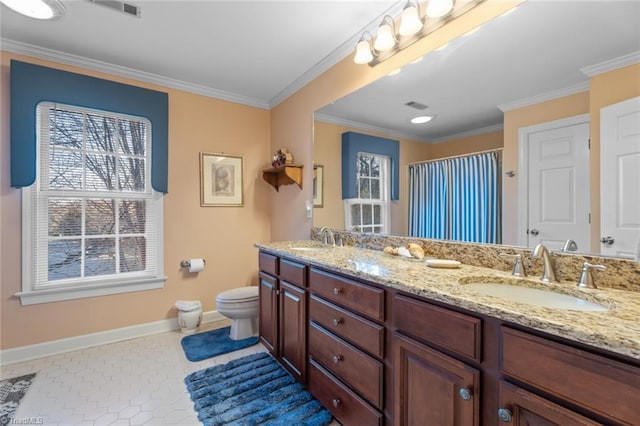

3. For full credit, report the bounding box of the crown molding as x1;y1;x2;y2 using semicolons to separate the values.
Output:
268;1;405;108
430;123;504;144
1;38;270;110
314;113;429;143
498;82;589;112
580;50;640;77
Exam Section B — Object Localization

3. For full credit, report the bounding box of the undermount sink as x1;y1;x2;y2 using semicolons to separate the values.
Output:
463;283;609;312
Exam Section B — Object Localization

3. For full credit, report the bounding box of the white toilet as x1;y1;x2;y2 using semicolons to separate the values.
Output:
216;286;259;340
175;300;203;334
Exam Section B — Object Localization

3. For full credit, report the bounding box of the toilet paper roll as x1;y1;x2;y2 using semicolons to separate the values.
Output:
188;258;205;273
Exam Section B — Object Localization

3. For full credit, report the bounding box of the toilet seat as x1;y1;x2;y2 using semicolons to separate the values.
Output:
216;287;258;303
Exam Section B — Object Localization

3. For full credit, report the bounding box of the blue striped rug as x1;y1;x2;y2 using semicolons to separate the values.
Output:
184;352;332;426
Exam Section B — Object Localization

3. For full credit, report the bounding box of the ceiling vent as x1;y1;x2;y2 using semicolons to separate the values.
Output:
89;0;141;17
404;101;429;110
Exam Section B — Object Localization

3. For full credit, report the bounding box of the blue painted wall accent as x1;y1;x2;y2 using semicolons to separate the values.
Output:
10;60;169;193
341;131;399;200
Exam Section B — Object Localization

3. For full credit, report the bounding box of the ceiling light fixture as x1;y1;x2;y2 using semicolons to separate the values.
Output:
410;114;435;124
354;0;485;67
0;0;65;20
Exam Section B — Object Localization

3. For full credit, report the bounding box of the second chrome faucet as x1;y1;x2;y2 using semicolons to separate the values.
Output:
532;243;558;283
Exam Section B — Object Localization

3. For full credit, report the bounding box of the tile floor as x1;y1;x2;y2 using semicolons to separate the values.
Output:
0;320;269;425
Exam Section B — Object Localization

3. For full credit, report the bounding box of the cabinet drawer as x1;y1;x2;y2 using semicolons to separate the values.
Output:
258;251;279;276
394;294;481;362
309;295;384;359
309;322;383;409
501;327;640;425
309;359;383;426
309;268;384;322
280;258;307;287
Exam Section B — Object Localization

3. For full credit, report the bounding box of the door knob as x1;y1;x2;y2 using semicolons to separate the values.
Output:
528;228;539;236
600;236;615;245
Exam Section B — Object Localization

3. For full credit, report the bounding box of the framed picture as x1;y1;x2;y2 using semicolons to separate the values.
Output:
200;153;243;206
313;165;324;207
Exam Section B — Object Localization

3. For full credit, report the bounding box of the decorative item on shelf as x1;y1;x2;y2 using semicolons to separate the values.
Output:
271;148;293;168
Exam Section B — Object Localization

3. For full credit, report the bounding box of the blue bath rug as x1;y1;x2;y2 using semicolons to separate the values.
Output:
181;326;259;362
184;352;332;426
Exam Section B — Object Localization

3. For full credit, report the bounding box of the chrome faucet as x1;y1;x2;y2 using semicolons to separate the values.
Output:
498;253;527;277
532;243;558;283
561;239;578;252
577;262;606;289
318;226;335;247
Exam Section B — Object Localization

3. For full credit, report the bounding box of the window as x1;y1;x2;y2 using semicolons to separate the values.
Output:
18;103;165;305
344;153;390;234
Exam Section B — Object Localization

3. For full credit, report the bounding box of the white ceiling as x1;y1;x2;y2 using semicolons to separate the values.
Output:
2;1;639;141
0;0;397;108
318;1;640;142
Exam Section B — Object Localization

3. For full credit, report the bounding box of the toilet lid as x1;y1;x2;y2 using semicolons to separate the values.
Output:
217;286;259;302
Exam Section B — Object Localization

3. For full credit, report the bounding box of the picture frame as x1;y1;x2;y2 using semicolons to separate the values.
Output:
200;152;243;207
313;165;324;208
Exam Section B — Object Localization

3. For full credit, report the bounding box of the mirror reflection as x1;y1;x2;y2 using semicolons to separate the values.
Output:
313;1;640;260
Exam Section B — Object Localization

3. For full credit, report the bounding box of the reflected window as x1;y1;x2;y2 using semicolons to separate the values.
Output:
344;153;390;234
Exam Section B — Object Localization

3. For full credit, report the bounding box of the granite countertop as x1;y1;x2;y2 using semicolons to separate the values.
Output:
256;240;640;361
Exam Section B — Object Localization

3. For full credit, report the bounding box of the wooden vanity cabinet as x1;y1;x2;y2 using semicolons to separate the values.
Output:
258;252;307;383
308;267;386;425
257;251;640;425
393;294;481;426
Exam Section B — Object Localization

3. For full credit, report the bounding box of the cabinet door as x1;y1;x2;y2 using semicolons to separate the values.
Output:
394;332;480;426
498;381;601;426
258;272;278;355
279;280;307;383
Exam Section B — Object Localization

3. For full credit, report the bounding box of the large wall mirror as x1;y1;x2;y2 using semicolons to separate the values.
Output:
312;1;640;259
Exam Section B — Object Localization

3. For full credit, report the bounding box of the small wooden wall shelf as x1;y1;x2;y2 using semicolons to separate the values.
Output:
262;164;303;191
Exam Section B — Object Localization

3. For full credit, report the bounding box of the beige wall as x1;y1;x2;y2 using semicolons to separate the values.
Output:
502;63;640;248
312;120;429;235
0;52;272;349
428;130;503;159
270;1;521;242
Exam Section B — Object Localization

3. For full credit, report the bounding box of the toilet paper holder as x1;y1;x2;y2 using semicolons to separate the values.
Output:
180;259;206;268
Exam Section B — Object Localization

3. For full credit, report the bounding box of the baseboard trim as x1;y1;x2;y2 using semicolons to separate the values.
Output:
0;310;225;366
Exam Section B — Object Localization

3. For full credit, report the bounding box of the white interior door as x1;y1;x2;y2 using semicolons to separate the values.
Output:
526;122;590;251
600;96;640;259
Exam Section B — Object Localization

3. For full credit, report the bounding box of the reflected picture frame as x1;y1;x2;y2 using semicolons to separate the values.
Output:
313;164;324;208
200;152;243;207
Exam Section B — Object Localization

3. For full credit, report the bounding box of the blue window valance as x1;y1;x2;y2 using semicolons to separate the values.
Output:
10;60;169;193
341;131;399;200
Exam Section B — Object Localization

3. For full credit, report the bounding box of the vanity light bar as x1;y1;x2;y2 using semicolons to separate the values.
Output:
357;0;486;67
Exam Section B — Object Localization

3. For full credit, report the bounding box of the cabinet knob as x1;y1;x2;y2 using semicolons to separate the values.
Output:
332;398;341;408
332;318;343;326
458;388;472;401
332;354;343;363
333;287;343;295
498;408;513;423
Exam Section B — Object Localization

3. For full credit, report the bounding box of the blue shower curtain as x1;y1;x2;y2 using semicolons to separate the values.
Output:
408;151;501;243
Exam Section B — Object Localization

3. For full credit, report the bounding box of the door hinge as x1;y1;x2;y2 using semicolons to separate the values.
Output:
589;213;591;224
588;138;591;149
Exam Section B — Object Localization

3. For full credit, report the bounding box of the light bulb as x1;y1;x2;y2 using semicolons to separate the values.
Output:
426;0;454;18
354;39;374;64
399;3;422;36
410;115;434;124
374;23;396;52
